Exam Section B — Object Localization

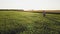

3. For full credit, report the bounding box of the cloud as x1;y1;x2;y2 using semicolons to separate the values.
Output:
0;0;60;10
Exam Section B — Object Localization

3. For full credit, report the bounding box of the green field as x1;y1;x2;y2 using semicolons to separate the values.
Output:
0;11;60;34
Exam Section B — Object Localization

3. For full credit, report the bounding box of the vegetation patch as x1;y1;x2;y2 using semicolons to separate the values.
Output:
0;11;60;34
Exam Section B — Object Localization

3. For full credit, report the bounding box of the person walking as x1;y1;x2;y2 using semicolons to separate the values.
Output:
43;10;46;17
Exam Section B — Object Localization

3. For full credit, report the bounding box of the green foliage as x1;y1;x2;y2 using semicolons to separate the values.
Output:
0;11;60;34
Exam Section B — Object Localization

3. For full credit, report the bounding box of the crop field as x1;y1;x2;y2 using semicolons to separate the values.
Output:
0;11;60;34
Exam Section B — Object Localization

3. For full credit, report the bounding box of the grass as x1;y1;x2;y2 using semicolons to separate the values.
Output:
0;11;60;34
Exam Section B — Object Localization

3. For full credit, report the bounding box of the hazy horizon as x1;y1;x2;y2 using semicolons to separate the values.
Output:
0;0;60;10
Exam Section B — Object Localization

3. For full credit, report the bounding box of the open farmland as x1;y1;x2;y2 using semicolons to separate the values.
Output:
24;10;60;13
0;11;60;34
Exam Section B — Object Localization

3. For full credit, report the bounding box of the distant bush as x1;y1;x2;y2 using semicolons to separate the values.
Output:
0;9;24;11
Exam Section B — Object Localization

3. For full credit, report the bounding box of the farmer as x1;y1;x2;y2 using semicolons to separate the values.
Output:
43;10;46;17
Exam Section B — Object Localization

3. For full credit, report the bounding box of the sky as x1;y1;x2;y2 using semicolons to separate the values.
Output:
0;0;60;10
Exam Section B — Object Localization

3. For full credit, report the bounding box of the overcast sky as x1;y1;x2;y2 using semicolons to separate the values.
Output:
0;0;60;10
